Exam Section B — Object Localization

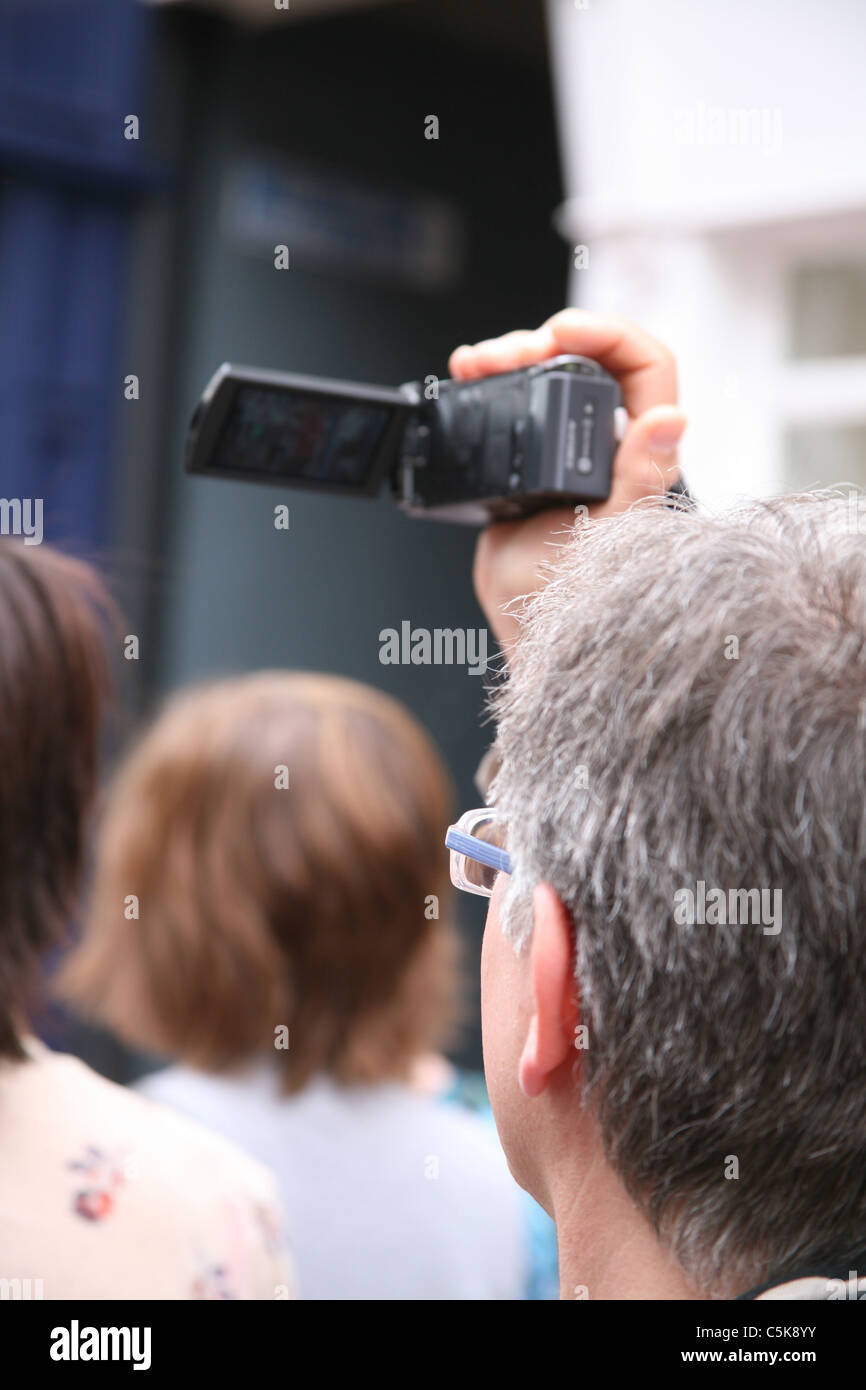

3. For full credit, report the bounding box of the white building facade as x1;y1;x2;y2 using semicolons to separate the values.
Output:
547;0;866;508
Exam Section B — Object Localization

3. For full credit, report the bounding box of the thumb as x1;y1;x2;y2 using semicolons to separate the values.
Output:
603;405;688;514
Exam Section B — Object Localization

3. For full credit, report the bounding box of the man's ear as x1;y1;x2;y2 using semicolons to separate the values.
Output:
518;882;578;1099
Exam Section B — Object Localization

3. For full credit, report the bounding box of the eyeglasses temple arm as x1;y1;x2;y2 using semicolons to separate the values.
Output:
445;827;512;876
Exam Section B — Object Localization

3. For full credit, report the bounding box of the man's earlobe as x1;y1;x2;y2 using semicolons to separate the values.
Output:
518;883;577;1098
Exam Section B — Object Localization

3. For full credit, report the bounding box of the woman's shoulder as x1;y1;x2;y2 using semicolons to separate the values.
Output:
20;1042;276;1200
0;1039;292;1299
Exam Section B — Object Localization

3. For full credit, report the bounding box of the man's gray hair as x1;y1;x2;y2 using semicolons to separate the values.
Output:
490;492;866;1297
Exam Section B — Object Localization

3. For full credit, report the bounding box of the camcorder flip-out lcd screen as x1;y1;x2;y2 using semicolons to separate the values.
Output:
210;384;395;491
188;365;411;498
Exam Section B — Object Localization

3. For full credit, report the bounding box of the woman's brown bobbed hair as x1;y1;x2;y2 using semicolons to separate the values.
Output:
61;672;461;1091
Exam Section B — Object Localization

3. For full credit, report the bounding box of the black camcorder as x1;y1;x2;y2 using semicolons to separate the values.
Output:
186;354;627;524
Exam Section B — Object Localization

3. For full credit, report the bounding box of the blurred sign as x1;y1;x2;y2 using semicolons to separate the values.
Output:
222;156;464;290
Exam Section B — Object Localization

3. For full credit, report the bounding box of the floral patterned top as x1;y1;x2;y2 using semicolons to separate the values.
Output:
0;1038;293;1300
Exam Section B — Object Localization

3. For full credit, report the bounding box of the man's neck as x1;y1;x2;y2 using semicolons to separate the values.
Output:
548;1146;708;1301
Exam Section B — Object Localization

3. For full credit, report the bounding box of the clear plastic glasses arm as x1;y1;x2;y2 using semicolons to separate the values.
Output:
445;808;512;898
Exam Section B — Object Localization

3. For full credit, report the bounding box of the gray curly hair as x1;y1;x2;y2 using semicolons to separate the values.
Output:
490;491;866;1297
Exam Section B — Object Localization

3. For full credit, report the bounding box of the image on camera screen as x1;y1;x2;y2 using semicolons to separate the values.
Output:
209;384;394;488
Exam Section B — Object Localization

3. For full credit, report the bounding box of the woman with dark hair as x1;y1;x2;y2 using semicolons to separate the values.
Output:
0;539;291;1300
